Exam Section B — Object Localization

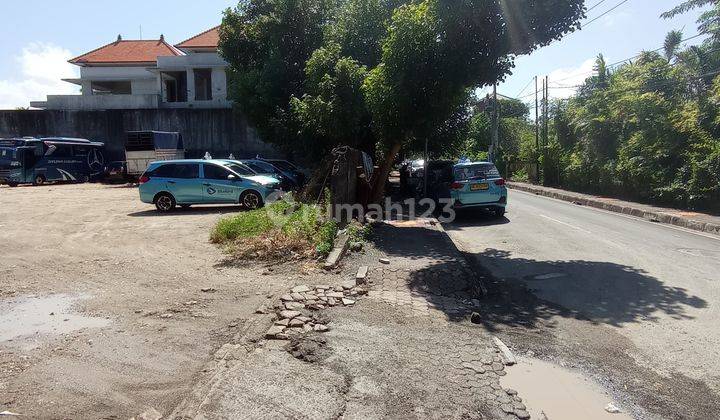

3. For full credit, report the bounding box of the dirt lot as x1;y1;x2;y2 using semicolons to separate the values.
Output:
0;183;331;419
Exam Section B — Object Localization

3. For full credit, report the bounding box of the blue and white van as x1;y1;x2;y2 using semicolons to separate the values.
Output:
138;159;281;212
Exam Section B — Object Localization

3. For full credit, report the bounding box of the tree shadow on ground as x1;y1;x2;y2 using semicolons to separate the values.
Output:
371;223;707;332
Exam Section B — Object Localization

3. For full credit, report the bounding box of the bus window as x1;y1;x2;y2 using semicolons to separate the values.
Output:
74;145;89;156
45;144;72;158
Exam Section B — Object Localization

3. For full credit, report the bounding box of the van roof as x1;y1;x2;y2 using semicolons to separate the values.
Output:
149;159;228;165
454;161;494;167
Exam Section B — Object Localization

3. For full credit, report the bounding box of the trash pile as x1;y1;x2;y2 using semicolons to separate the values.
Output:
263;280;368;340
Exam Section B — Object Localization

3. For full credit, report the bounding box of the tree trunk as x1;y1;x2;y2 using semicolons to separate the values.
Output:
370;141;402;204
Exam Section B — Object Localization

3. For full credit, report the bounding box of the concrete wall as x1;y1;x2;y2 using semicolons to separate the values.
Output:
80;66;156;80
131;79;158;95
41;94;160;110
0;109;278;162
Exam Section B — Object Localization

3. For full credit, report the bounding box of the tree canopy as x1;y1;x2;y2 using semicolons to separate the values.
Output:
219;0;585;198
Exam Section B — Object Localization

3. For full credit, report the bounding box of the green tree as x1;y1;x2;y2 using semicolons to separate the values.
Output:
219;0;341;152
664;30;684;61
364;0;585;200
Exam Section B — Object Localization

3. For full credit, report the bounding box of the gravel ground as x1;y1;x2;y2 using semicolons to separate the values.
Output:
0;183;340;419
172;220;528;420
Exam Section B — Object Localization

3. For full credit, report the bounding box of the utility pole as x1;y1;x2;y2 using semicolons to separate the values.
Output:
489;83;499;163
544;75;549;146
534;76;539;182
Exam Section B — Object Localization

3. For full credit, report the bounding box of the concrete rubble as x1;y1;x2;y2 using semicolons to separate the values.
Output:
265;282;368;340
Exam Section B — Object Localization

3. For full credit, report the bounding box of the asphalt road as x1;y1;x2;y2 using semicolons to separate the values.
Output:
445;189;720;398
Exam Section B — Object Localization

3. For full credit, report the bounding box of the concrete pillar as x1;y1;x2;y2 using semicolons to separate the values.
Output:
81;80;93;96
186;68;196;103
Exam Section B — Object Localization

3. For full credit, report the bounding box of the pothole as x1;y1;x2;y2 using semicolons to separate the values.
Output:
0;294;110;350
501;357;632;420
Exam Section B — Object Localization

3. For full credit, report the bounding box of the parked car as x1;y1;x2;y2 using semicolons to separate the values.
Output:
138;159;280;212
260;158;309;186
447;161;507;217
240;159;301;191
218;159;284;188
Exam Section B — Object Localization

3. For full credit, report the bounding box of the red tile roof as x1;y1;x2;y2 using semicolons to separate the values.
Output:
176;26;220;50
69;38;183;65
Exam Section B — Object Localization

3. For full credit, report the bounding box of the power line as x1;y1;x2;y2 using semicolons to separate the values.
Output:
516;78;535;97
546;32;708;86
583;0;632;28
586;0;610;13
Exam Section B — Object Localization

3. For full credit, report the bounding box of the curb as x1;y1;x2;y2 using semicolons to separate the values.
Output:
508;182;720;237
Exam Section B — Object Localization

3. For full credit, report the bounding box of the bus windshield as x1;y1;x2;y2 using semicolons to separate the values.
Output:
0;148;15;160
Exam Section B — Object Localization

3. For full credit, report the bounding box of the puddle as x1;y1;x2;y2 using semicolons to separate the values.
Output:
0;294;110;350
501;357;633;420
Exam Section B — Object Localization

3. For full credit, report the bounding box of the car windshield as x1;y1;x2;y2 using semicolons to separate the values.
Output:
454;164;500;181
224;163;254;176
245;160;277;173
269;160;294;171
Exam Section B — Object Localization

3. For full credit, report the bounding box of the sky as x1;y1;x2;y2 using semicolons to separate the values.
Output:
0;0;711;109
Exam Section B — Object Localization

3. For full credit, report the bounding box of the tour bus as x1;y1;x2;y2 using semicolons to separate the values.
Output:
0;137;105;187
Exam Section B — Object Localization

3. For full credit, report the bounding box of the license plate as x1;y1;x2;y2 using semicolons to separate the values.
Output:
471;183;489;191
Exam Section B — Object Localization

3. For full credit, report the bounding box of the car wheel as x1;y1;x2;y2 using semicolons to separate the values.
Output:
493;207;506;218
80;175;90;183
155;193;176;212
33;175;46;186
240;190;263;210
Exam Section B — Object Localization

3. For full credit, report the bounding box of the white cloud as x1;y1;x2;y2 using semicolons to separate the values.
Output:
546;58;596;99
0;42;79;110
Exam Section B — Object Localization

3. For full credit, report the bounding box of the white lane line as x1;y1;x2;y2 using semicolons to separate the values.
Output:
513;189;720;243
539;214;593;234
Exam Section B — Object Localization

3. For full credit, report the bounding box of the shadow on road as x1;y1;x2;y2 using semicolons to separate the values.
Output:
371;222;707;331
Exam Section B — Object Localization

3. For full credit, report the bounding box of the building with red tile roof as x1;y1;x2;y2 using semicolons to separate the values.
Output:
32;28;231;111
69;36;183;66
176;26;220;52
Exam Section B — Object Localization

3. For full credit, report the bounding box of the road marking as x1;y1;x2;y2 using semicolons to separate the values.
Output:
539;214;592;234
513;189;720;243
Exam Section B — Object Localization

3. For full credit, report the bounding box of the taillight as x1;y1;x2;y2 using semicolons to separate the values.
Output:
494;178;506;186
451;182;464;190
138;175;150;184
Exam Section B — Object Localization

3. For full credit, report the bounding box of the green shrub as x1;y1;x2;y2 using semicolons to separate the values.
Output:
315;219;339;256
511;168;529;182
210;199;339;260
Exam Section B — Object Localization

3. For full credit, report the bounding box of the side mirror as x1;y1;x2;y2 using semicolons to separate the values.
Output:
227;174;238;181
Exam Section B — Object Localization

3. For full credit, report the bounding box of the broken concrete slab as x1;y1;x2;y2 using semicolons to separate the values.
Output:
324;234;350;270
356;266;369;284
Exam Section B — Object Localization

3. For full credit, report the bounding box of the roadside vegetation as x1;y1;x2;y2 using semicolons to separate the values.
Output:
475;1;720;212
211;200;338;261
219;0;585;202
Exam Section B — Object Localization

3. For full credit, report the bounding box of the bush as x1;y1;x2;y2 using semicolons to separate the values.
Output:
211;200;338;261
511;168;529;182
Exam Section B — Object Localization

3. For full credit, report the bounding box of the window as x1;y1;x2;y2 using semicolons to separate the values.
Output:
224;163;253;176
162;71;187;103
193;69;213;101
151;164;176;178
171;164;199;179
203;164;231;180
47;144;72;158
150;163;198;179
453;164;500;181
91;81;131;95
